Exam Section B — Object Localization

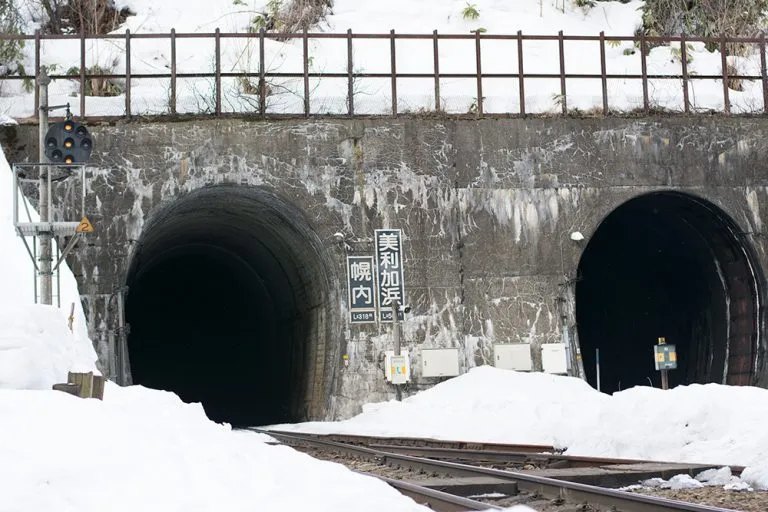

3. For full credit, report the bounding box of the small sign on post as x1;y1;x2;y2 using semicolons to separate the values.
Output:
375;229;405;323
76;216;94;233
390;354;408;384
347;255;376;323
654;337;677;390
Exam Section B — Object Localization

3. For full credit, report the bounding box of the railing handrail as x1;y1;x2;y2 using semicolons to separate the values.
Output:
1;29;766;120
0;30;766;43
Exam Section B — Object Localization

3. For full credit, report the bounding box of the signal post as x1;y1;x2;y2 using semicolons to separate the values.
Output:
11;69;94;306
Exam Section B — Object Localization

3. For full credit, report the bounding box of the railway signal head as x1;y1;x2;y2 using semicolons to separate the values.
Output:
44;119;93;164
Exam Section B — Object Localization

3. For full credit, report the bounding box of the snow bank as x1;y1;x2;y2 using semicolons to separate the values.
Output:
0;304;96;389
274;366;768;490
0;384;432;512
0;147;98;390
273;366;608;447
566;383;768;467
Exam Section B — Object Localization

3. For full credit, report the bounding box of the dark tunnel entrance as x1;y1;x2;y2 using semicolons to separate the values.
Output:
576;192;762;394
125;185;335;426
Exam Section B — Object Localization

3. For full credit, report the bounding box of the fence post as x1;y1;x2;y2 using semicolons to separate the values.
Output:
170;28;177;115
125;29;132;117
761;33;767;115
640;32;649;114
680;33;690;113
347;29;354;115
259;28;266;116
433;30;441;112
303;28;310;116
517;30;525;116
599;31;608;115
80;28;86;117
475;30;483;117
720;34;730;114
390;29;397;115
214;28;221;115
34;30;41;120
558;30;567;114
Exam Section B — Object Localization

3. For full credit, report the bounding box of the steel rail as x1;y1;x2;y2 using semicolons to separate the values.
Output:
260;429;557;453
366;444;745;473
256;429;739;512
371;474;502;511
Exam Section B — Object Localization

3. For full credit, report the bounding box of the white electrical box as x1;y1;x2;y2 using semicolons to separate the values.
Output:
493;343;532;371
421;348;460;377
542;343;568;374
384;350;411;383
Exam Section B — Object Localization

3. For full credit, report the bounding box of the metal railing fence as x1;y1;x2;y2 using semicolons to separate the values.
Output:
1;29;766;119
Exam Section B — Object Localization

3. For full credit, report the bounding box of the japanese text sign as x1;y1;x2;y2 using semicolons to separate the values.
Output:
347;255;376;323
375;229;405;322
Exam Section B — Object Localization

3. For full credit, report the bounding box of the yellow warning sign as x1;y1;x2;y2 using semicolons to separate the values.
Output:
76;216;94;233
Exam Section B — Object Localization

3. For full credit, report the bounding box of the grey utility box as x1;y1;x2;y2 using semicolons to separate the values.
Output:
421;348;460;377
493;343;533;371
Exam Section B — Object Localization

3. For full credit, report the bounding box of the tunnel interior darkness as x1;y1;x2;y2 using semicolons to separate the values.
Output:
576;192;761;393
125;185;333;426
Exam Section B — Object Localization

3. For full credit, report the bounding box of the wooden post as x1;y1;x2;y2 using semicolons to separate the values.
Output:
91;375;105;400
53;372;104;399
52;383;80;396
68;371;93;398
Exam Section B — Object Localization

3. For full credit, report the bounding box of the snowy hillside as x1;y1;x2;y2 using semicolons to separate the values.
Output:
0;0;764;117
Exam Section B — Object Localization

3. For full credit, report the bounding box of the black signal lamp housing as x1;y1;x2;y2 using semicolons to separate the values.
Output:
44;119;93;164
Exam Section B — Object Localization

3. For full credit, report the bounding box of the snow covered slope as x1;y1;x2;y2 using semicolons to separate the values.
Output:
1;0;762;117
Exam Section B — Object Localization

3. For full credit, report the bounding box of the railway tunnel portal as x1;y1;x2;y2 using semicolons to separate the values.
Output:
576;191;763;394
124;185;337;426
5;116;768;420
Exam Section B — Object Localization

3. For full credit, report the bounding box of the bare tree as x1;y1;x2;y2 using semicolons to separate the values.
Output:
32;0;133;34
642;0;768;50
279;0;332;33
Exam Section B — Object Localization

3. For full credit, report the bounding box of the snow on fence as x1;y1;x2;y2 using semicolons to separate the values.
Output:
1;29;767;119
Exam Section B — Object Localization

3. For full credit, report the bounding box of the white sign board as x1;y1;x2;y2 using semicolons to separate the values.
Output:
384;350;410;382
389;354;408;384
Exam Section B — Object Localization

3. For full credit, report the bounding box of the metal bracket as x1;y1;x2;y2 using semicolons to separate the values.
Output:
53;233;84;271
15;227;40;272
41;102;71;116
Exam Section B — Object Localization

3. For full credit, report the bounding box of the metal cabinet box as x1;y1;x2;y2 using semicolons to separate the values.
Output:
542;343;568;374
421;348;460;377
493;343;532;371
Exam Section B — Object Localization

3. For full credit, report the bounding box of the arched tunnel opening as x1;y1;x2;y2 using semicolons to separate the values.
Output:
576;191;762;394
125;185;336;426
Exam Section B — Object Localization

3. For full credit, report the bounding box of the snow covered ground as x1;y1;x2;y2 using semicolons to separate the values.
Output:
0;384;441;512
0;0;764;118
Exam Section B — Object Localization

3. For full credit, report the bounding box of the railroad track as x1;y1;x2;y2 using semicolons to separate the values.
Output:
259;430;558;453
253;429;740;512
